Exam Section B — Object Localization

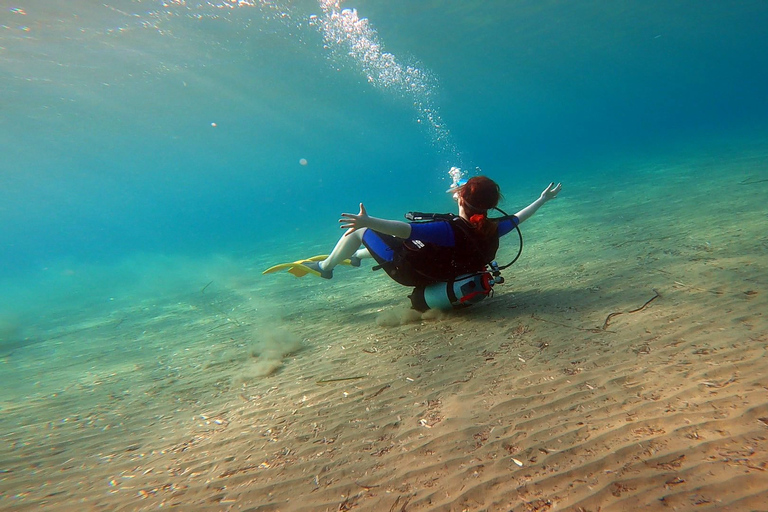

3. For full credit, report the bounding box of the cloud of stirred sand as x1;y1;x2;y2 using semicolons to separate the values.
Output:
0;315;24;358
375;306;444;327
214;325;304;383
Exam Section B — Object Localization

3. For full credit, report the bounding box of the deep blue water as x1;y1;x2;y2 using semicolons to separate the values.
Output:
1;0;768;311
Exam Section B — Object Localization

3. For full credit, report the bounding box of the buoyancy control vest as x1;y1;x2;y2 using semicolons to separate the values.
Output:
368;210;522;311
378;214;499;288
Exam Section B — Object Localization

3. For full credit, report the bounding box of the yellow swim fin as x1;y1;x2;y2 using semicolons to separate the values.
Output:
262;255;351;278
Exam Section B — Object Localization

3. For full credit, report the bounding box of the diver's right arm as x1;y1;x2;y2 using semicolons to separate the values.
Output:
340;203;412;238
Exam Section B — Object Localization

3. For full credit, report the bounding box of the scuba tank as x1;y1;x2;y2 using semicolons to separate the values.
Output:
409;262;505;312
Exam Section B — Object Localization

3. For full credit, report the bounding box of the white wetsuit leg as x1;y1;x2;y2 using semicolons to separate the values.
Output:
353;248;372;260
321;228;366;270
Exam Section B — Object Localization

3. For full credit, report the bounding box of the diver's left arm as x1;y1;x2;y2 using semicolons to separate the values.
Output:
515;182;562;224
339;203;412;238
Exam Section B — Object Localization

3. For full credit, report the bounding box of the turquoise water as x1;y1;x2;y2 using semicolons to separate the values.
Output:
3;1;767;278
1;3;768;506
2;0;768;383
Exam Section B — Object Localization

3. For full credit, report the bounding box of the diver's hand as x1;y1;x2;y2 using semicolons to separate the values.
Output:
514;182;562;224
541;182;562;201
339;203;370;235
339;203;412;238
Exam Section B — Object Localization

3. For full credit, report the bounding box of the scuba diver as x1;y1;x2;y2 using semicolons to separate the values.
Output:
263;177;561;311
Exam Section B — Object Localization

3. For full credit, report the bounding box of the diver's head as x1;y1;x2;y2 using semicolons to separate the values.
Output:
458;176;501;214
456;176;502;237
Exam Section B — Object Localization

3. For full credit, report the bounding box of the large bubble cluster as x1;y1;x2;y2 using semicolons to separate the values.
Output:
315;0;460;165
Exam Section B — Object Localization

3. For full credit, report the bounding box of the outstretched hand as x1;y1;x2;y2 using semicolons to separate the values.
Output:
541;182;562;201
339;203;370;235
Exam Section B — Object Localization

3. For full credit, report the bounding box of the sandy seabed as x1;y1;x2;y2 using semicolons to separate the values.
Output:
2;150;768;511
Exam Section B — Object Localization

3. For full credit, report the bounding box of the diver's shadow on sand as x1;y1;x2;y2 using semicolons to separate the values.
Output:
337;286;600;328
480;282;662;330
332;277;654;330
484;287;595;315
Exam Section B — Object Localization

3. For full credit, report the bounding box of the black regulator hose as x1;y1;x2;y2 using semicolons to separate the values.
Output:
491;207;523;271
